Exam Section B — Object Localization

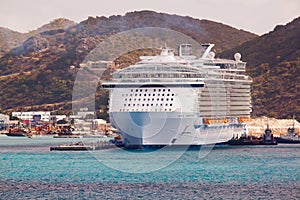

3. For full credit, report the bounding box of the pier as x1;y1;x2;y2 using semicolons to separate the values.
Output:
50;141;116;151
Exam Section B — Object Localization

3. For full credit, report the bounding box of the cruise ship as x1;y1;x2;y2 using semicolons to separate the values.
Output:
102;44;252;147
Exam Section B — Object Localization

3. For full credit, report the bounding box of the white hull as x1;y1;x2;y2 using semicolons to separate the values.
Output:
110;112;244;146
103;44;252;147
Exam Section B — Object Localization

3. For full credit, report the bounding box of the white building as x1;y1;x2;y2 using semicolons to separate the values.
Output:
0;113;9;122
12;111;51;122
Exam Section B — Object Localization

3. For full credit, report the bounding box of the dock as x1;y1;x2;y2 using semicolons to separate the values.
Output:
50;141;116;151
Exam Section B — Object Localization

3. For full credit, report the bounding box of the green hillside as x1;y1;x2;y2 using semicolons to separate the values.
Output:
0;11;257;115
221;17;300;119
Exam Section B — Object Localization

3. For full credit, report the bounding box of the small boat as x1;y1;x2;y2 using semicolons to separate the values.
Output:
5;132;26;137
50;142;95;151
50;141;115;151
260;124;277;145
228;127;261;145
53;135;83;138
109;135;125;147
276;116;300;144
5;128;27;137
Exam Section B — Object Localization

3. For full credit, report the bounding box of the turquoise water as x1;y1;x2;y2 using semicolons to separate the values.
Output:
0;135;299;199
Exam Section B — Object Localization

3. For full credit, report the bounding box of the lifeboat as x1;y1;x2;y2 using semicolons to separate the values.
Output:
204;118;229;125
238;117;252;123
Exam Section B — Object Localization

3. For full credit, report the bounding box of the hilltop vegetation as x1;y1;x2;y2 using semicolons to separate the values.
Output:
0;11;257;115
0;18;76;58
221;17;300;119
0;11;298;120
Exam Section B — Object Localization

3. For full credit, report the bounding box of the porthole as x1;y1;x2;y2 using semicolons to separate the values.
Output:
170;104;173;106
163;89;165;92
144;94;147;96
146;104;149;106
167;94;170;96
153;94;155;96
161;98;163;101
162;94;164;96
167;98;169;101
140;89;142;92
172;94;175;96
168;89;171;92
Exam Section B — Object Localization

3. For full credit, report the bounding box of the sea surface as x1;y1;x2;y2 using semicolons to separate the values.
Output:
0;135;299;199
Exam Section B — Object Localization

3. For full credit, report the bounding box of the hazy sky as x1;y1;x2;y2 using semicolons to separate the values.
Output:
0;0;299;35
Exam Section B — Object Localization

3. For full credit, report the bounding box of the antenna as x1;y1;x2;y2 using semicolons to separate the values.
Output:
293;115;295;128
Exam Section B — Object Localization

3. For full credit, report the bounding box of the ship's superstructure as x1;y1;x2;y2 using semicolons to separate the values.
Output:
102;44;252;147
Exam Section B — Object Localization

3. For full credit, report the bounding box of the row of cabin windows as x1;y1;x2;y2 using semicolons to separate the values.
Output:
120;108;173;112
122;93;175;97
124;103;173;107
131;89;171;92
125;98;174;101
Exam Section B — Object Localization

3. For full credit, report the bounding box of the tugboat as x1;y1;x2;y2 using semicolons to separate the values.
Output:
260;124;277;145
228;127;261;145
276;116;300;144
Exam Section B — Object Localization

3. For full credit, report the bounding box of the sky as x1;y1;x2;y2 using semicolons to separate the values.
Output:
0;0;299;35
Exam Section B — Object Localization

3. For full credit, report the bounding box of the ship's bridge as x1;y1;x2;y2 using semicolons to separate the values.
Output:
102;63;205;88
112;64;205;80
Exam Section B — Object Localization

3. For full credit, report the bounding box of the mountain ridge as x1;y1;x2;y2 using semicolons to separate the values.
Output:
221;17;300;119
0;11;297;120
0;18;76;58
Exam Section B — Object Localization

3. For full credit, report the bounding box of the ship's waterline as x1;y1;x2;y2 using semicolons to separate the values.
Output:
110;111;245;146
